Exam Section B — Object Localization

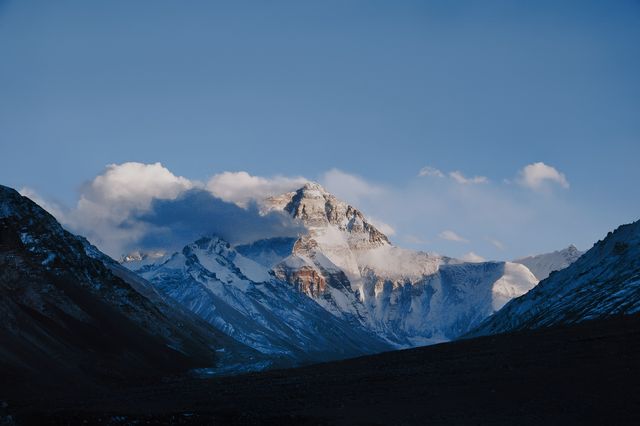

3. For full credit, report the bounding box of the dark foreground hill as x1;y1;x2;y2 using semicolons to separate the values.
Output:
0;184;260;400
5;314;640;425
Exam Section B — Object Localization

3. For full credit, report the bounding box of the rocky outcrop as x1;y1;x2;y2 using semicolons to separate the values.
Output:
265;182;390;248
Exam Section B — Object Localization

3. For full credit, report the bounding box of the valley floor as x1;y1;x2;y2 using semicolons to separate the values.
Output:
6;314;640;425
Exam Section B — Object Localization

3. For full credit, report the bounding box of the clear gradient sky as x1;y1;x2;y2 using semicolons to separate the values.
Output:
1;0;639;260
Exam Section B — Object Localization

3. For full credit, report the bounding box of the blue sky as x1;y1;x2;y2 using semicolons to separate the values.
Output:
1;0;639;260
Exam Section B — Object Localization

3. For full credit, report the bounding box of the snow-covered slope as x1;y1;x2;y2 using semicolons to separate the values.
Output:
514;245;584;280
134;236;391;363
258;183;539;346
469;220;640;337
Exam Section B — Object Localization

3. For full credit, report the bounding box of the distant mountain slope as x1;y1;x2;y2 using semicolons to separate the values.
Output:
514;244;583;280
0;185;257;390
136;236;391;363
469;220;640;337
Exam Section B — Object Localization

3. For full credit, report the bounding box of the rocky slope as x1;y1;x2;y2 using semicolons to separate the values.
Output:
513;244;584;280
469;220;640;337
0;185;258;392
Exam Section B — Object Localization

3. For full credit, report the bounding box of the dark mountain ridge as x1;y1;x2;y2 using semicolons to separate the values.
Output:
0;185;257;398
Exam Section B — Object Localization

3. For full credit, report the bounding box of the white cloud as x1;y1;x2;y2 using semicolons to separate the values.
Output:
438;230;469;243
487;238;505;250
419;166;488;184
403;234;428;245
50;164;308;257
206;171;307;207
320;169;396;236
368;217;396;236
518;162;569;191
82;162;194;207
320;168;386;204
21;161;580;261
418;166;444;178
449;171;489;185
66;162;196;255
461;252;485;262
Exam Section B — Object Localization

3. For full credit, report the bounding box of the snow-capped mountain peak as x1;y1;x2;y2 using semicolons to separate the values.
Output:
263;182;390;248
514;244;584;280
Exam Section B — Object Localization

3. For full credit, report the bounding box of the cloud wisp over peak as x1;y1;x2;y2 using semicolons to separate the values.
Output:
449;171;489;185
438;230;469;243
418;166;488;185
461;252;486;263
206;171;308;207
418;166;445;178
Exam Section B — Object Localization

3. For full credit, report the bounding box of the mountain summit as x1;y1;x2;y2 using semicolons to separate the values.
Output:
263;182;390;247
513;244;584;280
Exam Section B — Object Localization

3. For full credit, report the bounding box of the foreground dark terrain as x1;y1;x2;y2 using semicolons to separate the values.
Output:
4;314;639;425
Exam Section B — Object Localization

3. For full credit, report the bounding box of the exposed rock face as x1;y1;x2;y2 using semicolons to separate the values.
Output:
469;220;640;338
276;264;326;298
265;182;390;249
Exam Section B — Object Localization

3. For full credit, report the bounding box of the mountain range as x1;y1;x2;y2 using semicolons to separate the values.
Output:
2;179;638;381
2;179;640;423
123;182;539;357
